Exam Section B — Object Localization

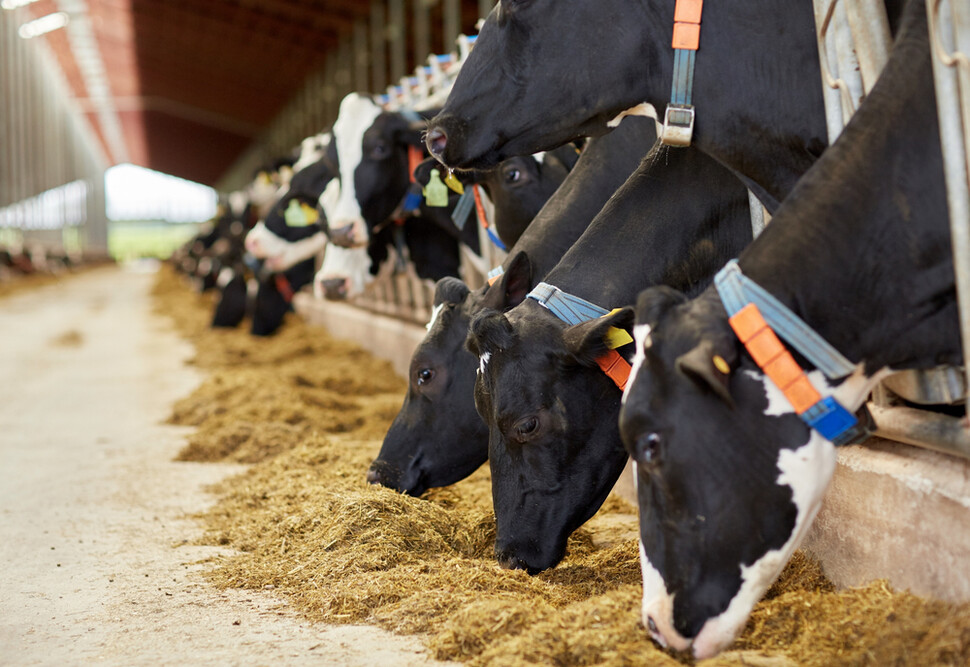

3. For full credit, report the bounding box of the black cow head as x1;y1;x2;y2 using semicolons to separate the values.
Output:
618;286;839;659
427;0;654;169
467;297;634;573
369;252;534;495
322;93;427;249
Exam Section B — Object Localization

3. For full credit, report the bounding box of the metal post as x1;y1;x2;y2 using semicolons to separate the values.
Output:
354;20;370;93
927;0;970;403
413;0;430;75
388;0;406;84
443;0;460;53
478;0;494;21
371;1;388;95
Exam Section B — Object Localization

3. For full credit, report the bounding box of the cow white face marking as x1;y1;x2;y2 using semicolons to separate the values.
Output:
478;352;491;375
324;94;384;248
293;132;332;174
639;540;691;652
313;244;372;299
426;303;445;332
622;323;652;405
533;151;546;164
245;222;327;271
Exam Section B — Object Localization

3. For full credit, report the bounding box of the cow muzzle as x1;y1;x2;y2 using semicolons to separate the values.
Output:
328;220;369;248
316;277;349;301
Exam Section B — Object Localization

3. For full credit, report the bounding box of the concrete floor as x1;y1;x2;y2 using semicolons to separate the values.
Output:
0;265;445;666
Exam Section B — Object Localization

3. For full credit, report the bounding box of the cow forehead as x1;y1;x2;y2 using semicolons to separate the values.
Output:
331;94;383;201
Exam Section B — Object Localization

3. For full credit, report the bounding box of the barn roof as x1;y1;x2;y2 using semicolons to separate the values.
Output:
24;0;426;187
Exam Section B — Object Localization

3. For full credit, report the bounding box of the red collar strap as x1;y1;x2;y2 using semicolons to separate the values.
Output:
274;272;295;303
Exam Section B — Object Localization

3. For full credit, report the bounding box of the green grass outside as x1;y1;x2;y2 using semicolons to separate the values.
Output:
109;221;200;261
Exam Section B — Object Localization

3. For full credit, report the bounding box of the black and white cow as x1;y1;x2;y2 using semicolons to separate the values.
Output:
466;142;752;574
369;116;657;495
313;93;466;300
617;2;957;658
239;136;336;335
427;0;829;212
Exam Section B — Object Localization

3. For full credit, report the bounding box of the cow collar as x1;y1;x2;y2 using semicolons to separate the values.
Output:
714;260;873;446
275;272;295;303
661;0;703;146
526;282;633;391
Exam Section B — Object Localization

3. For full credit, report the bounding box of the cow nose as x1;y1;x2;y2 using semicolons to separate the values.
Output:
426;127;447;158
365;467;382;485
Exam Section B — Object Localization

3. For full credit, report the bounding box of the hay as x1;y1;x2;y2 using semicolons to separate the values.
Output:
153;265;970;666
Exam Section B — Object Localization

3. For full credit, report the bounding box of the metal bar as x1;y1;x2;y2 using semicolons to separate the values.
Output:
843;0;892;94
478;0;493;21
371;1;388;94
928;0;970;404
870;403;970;460
443;0;460;53
388;0;406;84
354;20;369;93
413;0;430;76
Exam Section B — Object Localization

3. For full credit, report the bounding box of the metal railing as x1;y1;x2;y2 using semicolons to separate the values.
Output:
813;0;970;460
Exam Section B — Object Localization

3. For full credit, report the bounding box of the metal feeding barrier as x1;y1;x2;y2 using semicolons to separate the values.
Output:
341;31;505;326
811;0;970;459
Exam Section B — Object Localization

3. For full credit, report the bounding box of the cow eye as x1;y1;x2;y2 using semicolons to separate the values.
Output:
370;143;391;160
504;167;521;184
635;432;663;464
513;415;540;441
416;368;435;386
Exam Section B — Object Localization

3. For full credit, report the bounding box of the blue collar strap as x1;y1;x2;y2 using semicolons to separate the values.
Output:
527;282;610;325
714;259;871;446
526;282;634;391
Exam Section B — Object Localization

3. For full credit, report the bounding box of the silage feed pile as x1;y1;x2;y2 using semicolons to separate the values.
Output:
153;266;970;666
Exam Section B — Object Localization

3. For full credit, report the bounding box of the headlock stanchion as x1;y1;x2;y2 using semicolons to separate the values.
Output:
811;0;970;459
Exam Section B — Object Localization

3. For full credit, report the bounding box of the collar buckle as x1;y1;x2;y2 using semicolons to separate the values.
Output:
661;104;695;147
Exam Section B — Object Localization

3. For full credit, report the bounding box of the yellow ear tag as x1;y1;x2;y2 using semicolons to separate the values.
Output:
424;168;449;207
603;309;633;349
284;199;313;227
713;355;731;374
300;202;319;224
444;170;465;195
258;171;272;185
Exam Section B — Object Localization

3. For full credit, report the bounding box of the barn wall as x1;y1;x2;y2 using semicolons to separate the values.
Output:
0;7;109;255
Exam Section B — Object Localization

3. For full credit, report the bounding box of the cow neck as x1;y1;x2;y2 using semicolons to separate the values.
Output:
503;117;657;281
542;142;751;314
730;8;957;376
634;0;826;212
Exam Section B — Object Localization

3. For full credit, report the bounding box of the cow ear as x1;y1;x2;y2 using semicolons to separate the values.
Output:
433;276;470;307
482;251;533;311
635;285;687;327
466;309;515;359
676;339;736;406
562;307;635;367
